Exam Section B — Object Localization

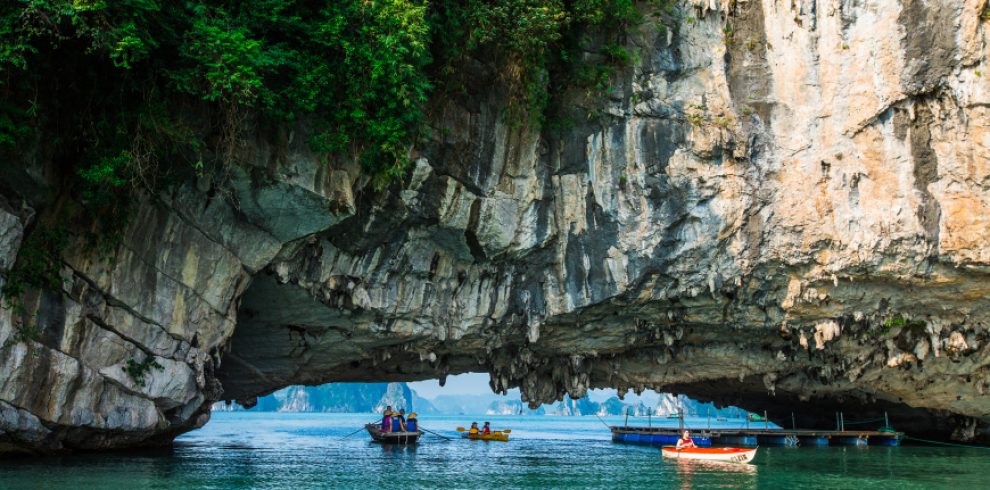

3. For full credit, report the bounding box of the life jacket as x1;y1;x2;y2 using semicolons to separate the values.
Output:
406;419;417;432
678;437;695;448
483;427;491;435
469;427;479;434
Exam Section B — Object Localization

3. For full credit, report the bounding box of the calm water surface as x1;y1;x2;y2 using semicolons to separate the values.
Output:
1;412;987;489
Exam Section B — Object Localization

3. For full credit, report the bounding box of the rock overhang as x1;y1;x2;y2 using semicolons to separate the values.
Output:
3;0;990;454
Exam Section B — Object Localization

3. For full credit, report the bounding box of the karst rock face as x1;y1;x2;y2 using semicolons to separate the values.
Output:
2;0;990;454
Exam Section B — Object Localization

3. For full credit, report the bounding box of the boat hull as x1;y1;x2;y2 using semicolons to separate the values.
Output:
365;424;421;444
462;431;509;442
661;447;757;464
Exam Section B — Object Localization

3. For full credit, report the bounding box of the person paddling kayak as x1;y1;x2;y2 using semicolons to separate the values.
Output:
676;430;696;449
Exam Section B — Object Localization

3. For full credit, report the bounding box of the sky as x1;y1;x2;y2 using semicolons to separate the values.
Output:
408;373;662;404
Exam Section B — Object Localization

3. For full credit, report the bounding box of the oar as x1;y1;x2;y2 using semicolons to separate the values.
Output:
344;418;382;438
594;414;612;430
420;427;452;440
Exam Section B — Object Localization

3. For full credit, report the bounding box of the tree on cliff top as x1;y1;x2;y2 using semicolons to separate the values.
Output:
0;0;670;194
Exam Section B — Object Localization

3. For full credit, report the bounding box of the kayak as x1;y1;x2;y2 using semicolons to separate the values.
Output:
462;431;509;442
661;446;757;464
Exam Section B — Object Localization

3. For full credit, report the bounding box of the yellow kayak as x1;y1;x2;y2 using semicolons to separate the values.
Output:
461;430;509;442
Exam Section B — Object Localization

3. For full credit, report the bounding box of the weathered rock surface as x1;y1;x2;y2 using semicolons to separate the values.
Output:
2;0;990;454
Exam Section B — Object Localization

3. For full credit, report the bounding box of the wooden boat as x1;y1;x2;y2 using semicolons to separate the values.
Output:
661;446;757;464
365;424;421;444
461;430;510;442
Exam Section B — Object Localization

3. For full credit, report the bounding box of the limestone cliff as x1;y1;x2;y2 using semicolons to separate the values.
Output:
212;382;414;413
3;0;990;454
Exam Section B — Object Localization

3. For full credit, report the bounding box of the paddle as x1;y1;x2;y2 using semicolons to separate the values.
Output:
420;427;452;440
344;417;383;438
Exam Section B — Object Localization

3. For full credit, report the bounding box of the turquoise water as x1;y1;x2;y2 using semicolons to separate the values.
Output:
1;412;987;489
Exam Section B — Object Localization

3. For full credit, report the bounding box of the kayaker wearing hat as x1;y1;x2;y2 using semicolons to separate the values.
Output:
482;422;491;435
676;430;696;449
406;413;418;432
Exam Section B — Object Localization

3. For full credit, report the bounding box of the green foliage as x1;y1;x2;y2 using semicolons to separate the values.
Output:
78;150;131;206
876;314;926;337
124;355;163;387
0;0;433;187
722;26;734;47
1;226;68;305
432;0;678;126
3;322;43;349
686;104;706;127
1;0;679;190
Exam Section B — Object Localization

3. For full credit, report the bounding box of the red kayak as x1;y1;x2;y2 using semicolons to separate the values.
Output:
661;446;757;464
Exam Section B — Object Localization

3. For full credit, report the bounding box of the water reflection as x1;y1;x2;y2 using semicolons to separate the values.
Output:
671;459;757;489
378;443;418;456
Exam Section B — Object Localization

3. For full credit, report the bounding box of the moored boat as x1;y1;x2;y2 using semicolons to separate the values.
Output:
365;423;421;444
661;446;757;464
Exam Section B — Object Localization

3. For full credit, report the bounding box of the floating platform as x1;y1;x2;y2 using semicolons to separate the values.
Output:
799;435;830;447
717;435;758;447
611;426;902;448
757;434;800;447
611;427;712;447
832;435;868;447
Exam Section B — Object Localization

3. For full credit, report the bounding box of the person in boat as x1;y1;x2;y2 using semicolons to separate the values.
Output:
405;412;418;432
394;409;407;432
469;422;479;434
382;406;393;432
676;430;696;449
482;422;492;435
